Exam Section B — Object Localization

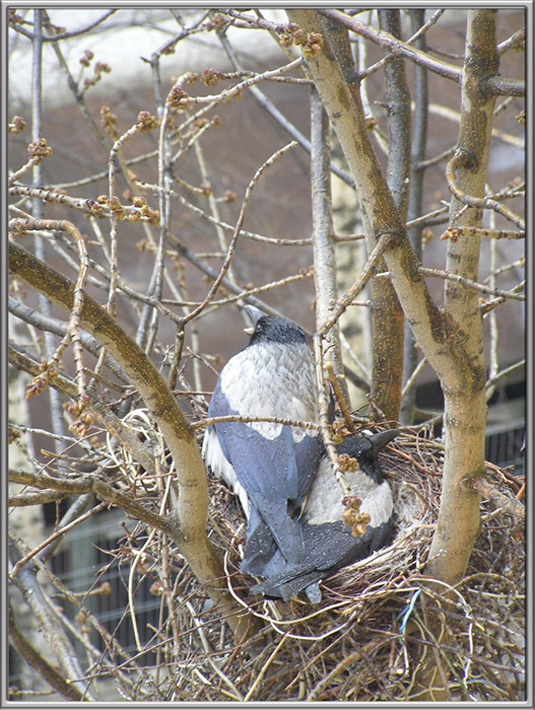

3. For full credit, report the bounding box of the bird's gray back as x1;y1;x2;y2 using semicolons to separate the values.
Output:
218;340;318;442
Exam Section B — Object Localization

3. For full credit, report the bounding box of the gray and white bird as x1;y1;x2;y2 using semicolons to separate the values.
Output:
202;305;323;575
249;429;399;603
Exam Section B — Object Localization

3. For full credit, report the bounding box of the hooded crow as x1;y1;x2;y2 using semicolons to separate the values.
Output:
249;429;399;603
202;306;323;575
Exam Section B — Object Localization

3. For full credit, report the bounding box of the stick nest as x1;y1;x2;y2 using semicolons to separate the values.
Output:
104;424;525;703
164;425;525;702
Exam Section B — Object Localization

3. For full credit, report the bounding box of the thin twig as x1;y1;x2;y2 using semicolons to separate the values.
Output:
179;58;303;107
136;179;312;246
193;415;319;431
10;219;90;401
446;153;525;230
419;266;525;302
9;502;107;577
180;141;297;326
217;28;353;187
358;10;444;80
317;233;392;338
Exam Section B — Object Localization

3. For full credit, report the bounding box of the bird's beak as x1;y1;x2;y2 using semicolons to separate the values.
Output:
370;429;400;454
243;304;266;334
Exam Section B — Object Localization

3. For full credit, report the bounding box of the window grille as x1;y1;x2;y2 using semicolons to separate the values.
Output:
485;418;525;476
49;510;162;664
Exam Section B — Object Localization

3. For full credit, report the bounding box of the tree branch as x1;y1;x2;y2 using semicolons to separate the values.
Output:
8;602;88;702
445;153;525;230
402;8;429;425
309;88;350;406
9;468;173;537
286;10;462;394
8;239;254;637
8;342;157;476
217;28;354;187
9;533;97;700
318;8;525;96
365;9;409;421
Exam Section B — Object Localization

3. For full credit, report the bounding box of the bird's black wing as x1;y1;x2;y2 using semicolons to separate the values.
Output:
249;430;399;601
250;516;394;601
208;380;309;566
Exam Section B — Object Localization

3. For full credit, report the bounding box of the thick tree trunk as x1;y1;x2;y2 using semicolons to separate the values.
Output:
287;4;497;591
426;9;498;582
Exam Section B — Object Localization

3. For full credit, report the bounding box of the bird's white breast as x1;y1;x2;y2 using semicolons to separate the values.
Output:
304;459;393;528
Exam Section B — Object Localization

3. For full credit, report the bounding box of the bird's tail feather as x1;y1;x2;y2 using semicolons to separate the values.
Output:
241;519;276;576
241;504;303;575
250;567;324;602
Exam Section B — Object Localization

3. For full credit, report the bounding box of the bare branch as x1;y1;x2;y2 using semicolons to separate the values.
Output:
10;219;90;403
440;226;524;241
9;468;173;537
485;359;525;400
472;479;525;520
9;532;97;700
11;9;116;42
9;502;107;578
9;488;67;506
357;9;445;80
180;141;297;326
446;153;525;230
194;414;319;431
402;8;429;425
419;267;525;302
177;58;303;108
8;240;255;636
309;88;349;405
317;234;391;338
320;9;462;82
217;28;354;187
318;8;525;96
8;602;88;702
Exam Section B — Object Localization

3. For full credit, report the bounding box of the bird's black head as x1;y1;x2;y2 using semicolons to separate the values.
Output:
245;306;308;347
337;429;399;484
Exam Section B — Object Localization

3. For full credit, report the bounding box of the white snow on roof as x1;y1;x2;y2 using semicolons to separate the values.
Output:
8;8;289;108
